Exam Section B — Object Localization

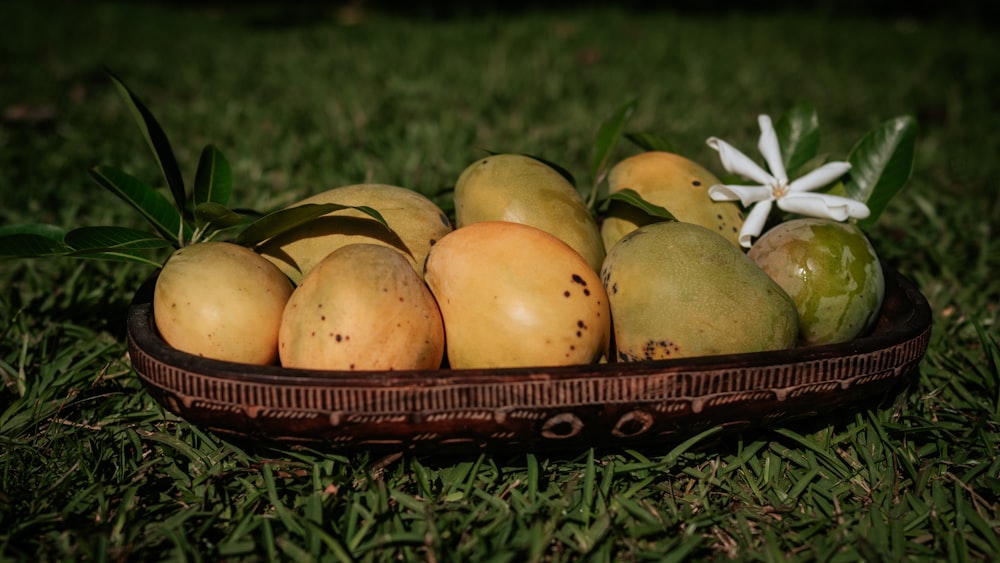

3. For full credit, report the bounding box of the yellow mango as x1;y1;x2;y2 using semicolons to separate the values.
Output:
454;154;605;273
153;242;294;365
424;221;610;369
256;183;452;284
278;244;445;371
601;151;744;250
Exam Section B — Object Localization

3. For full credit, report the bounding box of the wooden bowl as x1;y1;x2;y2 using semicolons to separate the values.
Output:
127;265;932;453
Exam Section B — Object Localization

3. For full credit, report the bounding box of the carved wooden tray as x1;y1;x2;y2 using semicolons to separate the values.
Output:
127;265;932;453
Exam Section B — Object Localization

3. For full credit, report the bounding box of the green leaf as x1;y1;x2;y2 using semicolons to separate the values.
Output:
193;144;232;207
89;164;191;244
105;67;187;214
194;202;251;232
236;203;393;247
0;223;66;240
64;226;173;252
64;226;171;265
591;98;637;187
845;115;917;229
624;131;680;154
0;233;71;258
603;188;678;222
775;102;820;176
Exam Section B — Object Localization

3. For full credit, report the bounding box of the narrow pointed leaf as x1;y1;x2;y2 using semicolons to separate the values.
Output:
775;102;820;176
845;115;917;229
0;233;71;258
64;226;171;266
0;223;67;240
89;164;191;243
194;144;232;207
194;201;250;231
64;226;173;252
236;203;393;247
105;67;187;213
625;131;680;154
603;188;677;222
591;99;637;185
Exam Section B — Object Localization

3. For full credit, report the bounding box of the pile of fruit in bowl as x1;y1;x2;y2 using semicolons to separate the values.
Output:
0;72;926;449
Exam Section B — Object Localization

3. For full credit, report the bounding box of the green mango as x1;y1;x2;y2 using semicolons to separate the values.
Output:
454;153;605;273
601;151;744;251
748;218;885;346
600;221;798;360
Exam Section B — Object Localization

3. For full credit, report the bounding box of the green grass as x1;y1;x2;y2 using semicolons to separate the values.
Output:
2;1;998;560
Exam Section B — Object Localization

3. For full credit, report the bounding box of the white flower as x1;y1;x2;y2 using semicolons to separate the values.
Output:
706;114;870;248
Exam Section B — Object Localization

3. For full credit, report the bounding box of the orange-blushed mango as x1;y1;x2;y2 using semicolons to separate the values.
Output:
423;221;610;369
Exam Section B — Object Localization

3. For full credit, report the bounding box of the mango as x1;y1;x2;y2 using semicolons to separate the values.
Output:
748;218;885;346
601;151;745;251
453;153;605;273
600;221;798;361
278;244;445;371
256;183;452;284
153;242;294;365
423;221;610;369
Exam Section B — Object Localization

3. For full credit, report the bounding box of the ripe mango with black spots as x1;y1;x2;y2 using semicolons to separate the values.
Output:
278;244;445;371
600;221;798;361
423;221;610;369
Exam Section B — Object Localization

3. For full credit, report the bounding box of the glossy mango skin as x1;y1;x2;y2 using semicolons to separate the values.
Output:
256;184;453;284
278;244;445;371
423;221;610;369
748;218;885;346
600;222;798;361
153;242;294;365
454;154;605;273
601;151;744;251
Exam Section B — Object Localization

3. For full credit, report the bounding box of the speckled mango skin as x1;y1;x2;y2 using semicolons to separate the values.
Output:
153;242;294;365
256;184;453;284
454;154;606;273
600;222;798;361
424;221;611;369
601;151;745;251
278;244;445;371
748;218;885;346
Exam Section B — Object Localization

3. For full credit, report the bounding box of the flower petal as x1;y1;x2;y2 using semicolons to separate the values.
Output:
738;200;773;248
787;161;852;193
708;184;773;207
777;193;871;221
757;115;788;185
706;136;775;186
